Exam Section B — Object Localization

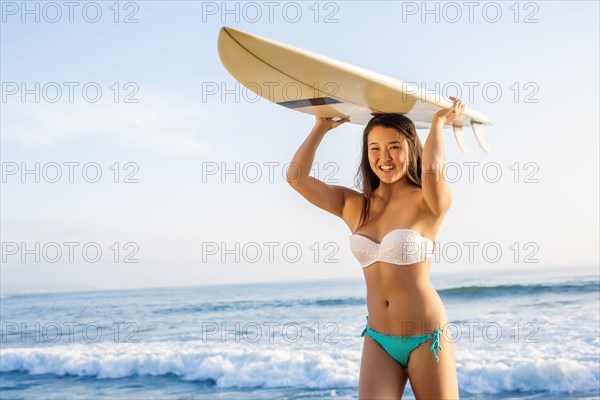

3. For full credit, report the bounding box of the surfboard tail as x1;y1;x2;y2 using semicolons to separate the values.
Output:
452;121;491;154
452;123;468;154
470;121;491;153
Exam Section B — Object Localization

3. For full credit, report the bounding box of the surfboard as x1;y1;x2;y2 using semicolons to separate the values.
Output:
217;26;492;153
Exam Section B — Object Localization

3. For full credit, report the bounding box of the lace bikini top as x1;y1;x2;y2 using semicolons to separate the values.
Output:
349;228;435;268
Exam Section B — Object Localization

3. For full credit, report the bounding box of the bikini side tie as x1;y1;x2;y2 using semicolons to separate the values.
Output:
430;329;444;363
360;315;368;337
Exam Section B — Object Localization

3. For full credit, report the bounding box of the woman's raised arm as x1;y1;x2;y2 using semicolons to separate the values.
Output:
286;116;355;219
421;97;464;216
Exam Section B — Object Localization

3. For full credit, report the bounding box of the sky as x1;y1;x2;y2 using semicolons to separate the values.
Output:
1;0;598;293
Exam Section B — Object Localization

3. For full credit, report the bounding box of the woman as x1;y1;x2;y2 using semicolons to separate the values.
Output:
286;97;464;399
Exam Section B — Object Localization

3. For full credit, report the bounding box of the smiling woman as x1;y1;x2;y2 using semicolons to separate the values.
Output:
286;98;466;399
355;113;426;229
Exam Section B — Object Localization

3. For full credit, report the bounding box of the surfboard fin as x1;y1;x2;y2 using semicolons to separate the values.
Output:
470;121;491;153
452;124;468;154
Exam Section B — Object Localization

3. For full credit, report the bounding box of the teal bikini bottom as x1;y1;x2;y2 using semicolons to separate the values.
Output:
361;316;444;368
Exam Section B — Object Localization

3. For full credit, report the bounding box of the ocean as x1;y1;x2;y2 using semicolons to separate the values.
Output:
1;265;598;400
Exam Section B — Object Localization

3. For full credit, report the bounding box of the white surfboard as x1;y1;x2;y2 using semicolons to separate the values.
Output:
217;26;492;153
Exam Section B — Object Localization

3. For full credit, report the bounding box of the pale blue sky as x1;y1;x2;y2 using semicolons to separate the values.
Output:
1;1;598;292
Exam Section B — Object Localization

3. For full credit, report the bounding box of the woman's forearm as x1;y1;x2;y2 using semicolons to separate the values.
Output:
286;125;328;184
422;116;446;174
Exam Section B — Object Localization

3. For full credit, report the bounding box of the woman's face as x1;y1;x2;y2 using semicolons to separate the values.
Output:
367;125;409;184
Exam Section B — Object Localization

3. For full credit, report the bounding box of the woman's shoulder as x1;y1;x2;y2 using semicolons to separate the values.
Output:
333;187;366;230
338;186;366;207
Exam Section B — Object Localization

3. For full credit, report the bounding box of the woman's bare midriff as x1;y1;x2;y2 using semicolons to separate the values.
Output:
346;189;448;336
363;259;448;335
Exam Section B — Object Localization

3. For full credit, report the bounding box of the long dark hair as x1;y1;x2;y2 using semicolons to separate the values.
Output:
353;113;424;230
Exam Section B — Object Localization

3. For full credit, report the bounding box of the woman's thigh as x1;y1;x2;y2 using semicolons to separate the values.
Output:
407;331;459;399
359;334;408;399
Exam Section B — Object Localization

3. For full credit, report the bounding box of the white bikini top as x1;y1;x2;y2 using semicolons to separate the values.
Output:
349;228;435;268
